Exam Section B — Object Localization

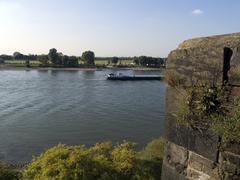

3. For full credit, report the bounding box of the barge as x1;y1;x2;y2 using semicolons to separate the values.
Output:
107;73;163;81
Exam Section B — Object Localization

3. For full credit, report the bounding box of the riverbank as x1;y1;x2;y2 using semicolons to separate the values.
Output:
0;65;164;71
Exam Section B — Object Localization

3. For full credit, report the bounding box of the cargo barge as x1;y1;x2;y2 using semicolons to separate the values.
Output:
107;73;163;81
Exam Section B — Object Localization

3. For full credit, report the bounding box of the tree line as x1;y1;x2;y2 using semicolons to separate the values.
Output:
0;49;96;67
133;56;165;67
0;49;166;68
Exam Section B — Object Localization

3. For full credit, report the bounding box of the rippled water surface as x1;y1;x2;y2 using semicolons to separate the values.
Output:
0;69;166;163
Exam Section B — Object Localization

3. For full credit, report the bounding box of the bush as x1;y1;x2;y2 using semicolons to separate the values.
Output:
137;138;165;161
23;140;165;180
176;84;240;144
0;162;21;180
211;97;240;143
136;138;166;180
176;85;229;131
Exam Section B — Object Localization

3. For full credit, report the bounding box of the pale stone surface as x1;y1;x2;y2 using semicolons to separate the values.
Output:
164;142;188;166
187;167;210;180
188;151;215;176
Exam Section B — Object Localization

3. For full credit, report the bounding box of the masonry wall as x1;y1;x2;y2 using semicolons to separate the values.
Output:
162;33;240;180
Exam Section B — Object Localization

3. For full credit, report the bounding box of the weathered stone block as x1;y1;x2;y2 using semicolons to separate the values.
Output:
161;162;187;180
187;168;210;180
221;151;240;167
164;142;188;167
165;118;219;161
221;161;237;174
187;130;219;161
188;151;216;176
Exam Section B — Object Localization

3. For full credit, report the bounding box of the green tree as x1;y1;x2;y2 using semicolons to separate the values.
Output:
48;48;59;65
0;58;5;64
68;56;79;67
61;56;78;67
82;51;95;65
25;60;30;68
37;54;49;66
13;52;24;60
111;57;119;65
133;57;139;65
0;55;12;60
61;55;69;66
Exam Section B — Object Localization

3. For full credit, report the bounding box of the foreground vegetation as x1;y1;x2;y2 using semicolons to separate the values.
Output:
0;138;165;180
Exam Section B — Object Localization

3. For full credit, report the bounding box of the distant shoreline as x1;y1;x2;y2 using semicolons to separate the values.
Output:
0;66;164;71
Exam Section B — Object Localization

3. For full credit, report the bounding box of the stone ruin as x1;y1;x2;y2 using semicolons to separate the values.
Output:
162;32;240;180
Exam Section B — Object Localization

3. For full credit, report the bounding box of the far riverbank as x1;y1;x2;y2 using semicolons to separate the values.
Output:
0;65;165;71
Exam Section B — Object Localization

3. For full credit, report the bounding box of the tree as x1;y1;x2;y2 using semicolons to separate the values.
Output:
37;54;49;66
82;51;95;65
0;55;12;60
68;56;79;67
28;54;37;60
13;52;24;60
111;57;119;65
0;58;4;64
25;60;30;67
61;55;78;67
48;48;59;65
133;56;139;65
132;56;164;67
61;55;69;66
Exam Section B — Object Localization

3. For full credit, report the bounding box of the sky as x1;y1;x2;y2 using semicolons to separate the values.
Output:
0;0;240;57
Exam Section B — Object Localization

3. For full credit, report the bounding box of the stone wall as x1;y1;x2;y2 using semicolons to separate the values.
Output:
162;33;240;180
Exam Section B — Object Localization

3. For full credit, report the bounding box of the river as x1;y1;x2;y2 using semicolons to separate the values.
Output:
0;69;166;163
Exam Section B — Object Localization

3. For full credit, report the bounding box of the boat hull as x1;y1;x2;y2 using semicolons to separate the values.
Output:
107;76;163;81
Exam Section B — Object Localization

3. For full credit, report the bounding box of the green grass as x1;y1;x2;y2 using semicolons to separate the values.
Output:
5;60;134;66
5;60;41;65
95;59;133;65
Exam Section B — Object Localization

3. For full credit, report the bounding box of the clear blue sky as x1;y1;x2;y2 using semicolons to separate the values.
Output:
0;0;239;57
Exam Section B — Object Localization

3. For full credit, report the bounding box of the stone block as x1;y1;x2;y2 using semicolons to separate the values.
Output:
164;142;188;167
220;151;240;167
188;151;216;176
161;162;187;180
187;167;210;180
187;130;219;161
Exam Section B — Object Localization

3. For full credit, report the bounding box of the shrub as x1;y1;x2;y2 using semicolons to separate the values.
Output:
23;140;165;180
176;85;229;131
0;162;21;180
137;138;165;161
211;97;240;143
176;84;240;144
23;142;136;179
135;138;165;180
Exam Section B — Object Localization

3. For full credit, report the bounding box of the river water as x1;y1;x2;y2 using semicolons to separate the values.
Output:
0;69;166;163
